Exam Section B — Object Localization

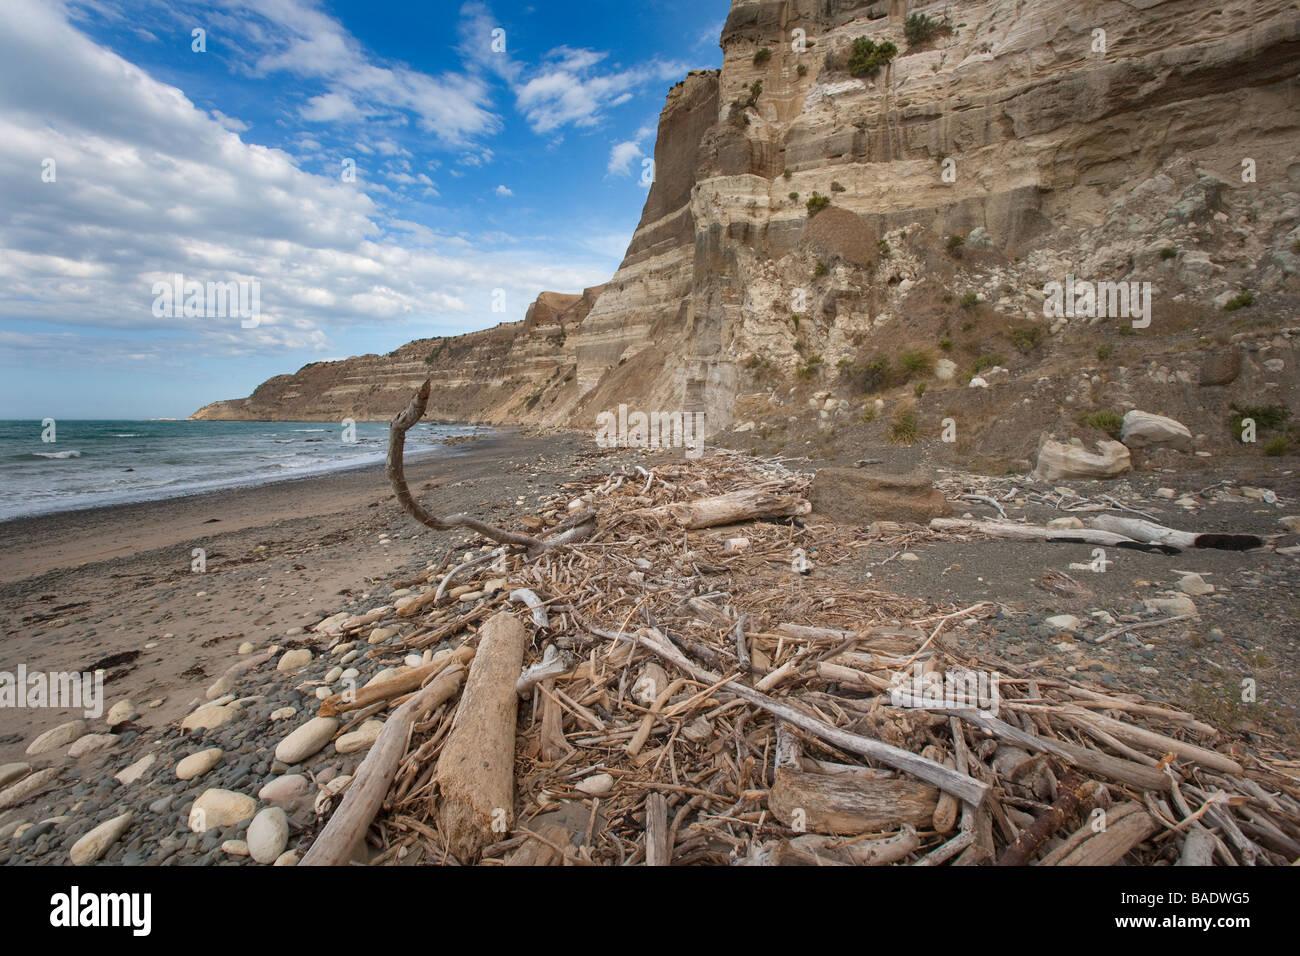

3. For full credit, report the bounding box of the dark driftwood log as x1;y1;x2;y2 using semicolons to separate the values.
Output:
434;611;529;862
997;771;1099;866
387;379;594;557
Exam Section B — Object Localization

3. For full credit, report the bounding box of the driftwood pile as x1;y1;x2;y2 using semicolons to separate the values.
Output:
294;384;1300;866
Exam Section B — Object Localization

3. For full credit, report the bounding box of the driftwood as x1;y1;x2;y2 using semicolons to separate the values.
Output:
388;379;595;557
930;517;1178;553
300;664;465;866
638;485;811;530
645;793;671;866
1087;515;1264;551
769;765;938;834
434;611;529;862
317;645;474;717
1039;801;1159;866
997;772;1101;866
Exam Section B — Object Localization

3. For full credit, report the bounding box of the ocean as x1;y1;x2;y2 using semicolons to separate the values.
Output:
0;419;485;522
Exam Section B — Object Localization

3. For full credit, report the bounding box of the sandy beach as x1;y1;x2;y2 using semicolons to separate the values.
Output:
0;428;591;766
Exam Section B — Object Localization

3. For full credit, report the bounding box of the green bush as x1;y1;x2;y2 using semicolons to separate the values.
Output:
914;381;927;398
796;354;823;379
1223;291;1254;311
960;291;978;309
830;180;846;192
859;406;877;424
900;350;932;378
854;355;893;393
1159;247;1177;260
1264;436;1289;456
888;406;918;444
789;191;799;201
878;239;890;256
790;314;801;329
753;47;773;66
947;234;966;257
797;63;808;77
971;353;1003;375
848;37;898;77
1098;342;1115;360
1229;403;1291;436
939;338;953;351
806;192;831;216
783;169;792;180
1009;326;1043;353
904;12;950;48
1083;409;1124;439
813;260;828;277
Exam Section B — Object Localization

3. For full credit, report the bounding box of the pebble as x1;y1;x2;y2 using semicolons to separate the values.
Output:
175;748;223;781
323;666;342;684
277;649;313;672
114;752;157;786
575;772;614;796
1045;614;1080;631
273;849;299;866
274;716;339;764
270;706;297;721
105;699;137;727
68;812;133;865
314;687;332;700
222;839;250;856
0;763;32;788
25;719;87;755
247;806;289;863
237;642;255;655
367;626;397;645
189;789;257;832
0;767;59;810
335;720;383;755
68;734;119;758
258;774;311;807
181;701;241;731
1144;594;1197;616
1177;573;1215;596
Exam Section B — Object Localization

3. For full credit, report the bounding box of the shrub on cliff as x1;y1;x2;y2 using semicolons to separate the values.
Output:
848;37;897;77
753;47;772;66
904;13;951;49
806;192;831;216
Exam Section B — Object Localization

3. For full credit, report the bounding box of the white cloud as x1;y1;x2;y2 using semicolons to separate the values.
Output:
514;49;684;134
0;0;610;368
494;184;513;197
607;123;656;177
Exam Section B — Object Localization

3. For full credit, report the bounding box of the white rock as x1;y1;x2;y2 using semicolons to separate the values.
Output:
1279;516;1300;534
221;839;250;856
247;806;289;864
0;767;59;810
1177;573;1215;596
188;789;257;832
26;719;87;755
1047;517;1085;529
175;748;223;781
935;358;957;381
0;763;31;788
277;648;312;672
314;687;331;701
237;642;255;655
1121;410;1192;452
1155;488;1176;499
335;720;384;755
575;772;614;796
1144;594;1198;617
258;774;311;807
114;752;156;786
105;699;137;727
269;706;296;721
1034;437;1131;481
274;716;339;764
1045;615;1081;631
68;812;132;865
968;376;989;388
67;734;119;758
181;701;240;731
273;850;299;866
723;537;749;553
367;626;397;645
323;666;343;684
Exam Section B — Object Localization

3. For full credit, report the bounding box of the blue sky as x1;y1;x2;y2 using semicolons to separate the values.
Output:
0;0;727;419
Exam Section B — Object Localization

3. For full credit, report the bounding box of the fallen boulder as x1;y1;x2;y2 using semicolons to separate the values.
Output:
1034;436;1131;481
1121;410;1193;453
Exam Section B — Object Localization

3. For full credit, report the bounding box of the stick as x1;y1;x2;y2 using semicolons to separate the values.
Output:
300;665;465;866
645;792;671;866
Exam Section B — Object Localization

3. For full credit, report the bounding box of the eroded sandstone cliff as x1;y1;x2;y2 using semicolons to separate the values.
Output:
194;0;1300;468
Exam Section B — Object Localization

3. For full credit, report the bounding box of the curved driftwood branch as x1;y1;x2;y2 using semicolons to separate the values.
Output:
387;379;594;557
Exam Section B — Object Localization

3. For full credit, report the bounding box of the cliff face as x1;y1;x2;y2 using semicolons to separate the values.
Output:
195;0;1300;460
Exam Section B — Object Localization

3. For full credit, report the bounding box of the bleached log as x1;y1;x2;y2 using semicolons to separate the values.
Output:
1087;515;1263;551
639;485;811;530
769;766;938;834
516;645;576;697
434;612;529;862
1039;801;1159;866
775;826;920;865
317;645;474;717
930;517;1177;553
300;664;465;866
